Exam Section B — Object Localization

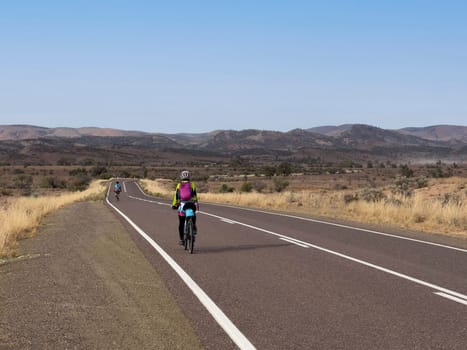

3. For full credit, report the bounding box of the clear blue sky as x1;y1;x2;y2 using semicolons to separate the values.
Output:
1;0;466;133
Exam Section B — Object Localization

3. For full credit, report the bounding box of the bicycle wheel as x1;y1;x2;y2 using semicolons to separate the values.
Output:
184;218;190;251
187;219;195;254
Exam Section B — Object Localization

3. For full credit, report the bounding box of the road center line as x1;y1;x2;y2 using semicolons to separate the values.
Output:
135;180;466;254
129;183;467;305
129;195;165;205
434;292;467;306
280;237;310;248
203;203;467;253
106;190;256;350
201;211;467;305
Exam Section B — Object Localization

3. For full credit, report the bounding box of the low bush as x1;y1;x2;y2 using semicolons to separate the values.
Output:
219;184;234;193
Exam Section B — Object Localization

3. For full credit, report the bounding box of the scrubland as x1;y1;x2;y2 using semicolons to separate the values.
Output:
141;176;467;239
0;180;106;258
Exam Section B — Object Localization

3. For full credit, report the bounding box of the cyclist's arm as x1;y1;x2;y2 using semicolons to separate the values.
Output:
172;183;180;207
191;182;198;202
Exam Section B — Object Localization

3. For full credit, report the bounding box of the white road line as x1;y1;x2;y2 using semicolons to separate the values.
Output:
280;238;310;248
129;195;166;205
199;203;467;253
123;181;127;193
105;188;256;350
221;218;236;224
201;211;467;305
127;182;467;306
434;292;467;306
133;181;466;253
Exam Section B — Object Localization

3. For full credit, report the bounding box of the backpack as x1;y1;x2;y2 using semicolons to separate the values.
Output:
179;181;192;201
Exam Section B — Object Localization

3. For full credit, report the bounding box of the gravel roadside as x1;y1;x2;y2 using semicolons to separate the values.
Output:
0;201;205;350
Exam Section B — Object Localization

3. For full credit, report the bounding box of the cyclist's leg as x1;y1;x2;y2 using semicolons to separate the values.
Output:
178;215;185;244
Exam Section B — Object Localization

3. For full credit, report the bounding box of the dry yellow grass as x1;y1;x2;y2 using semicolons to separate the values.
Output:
141;177;466;239
140;179;174;197
0;180;107;258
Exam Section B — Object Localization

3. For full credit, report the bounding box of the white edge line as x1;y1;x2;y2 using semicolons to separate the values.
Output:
128;182;467;303
196;200;467;254
134;180;466;253
200;211;467;303
434;292;467;306
105;185;256;350
280;238;309;248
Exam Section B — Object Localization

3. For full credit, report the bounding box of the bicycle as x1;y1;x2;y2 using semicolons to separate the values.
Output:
183;206;196;254
114;189;121;201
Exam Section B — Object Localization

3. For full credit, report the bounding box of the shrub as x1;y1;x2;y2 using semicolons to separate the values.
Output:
343;193;359;204
69;168;88;176
400;164;414;178
240;182;253;193
392;178;413;197
219;184;234;193
261;165;276;177
277;162;292;176
430;165;453;178
40;177;67;189
14;175;33;189
67;176;92;191
361;188;387;202
416;176;429;188
273;178;289;192
253;181;266;193
99;172;112;180
441;193;461;207
90;166;108;177
57;158;72;166
1;188;12;196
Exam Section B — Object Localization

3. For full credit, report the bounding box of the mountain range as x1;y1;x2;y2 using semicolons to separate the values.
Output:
0;124;465;166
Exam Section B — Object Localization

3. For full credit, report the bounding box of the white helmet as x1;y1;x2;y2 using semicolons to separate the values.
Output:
180;170;190;180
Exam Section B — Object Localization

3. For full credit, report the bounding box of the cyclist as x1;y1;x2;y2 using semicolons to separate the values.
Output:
172;170;198;245
114;181;122;199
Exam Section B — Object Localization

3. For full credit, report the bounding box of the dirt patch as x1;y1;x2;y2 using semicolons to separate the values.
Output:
0;201;204;349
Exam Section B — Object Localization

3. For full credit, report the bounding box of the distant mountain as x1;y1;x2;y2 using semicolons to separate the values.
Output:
0;125;148;140
309;124;467;143
0;123;465;165
307;124;354;137
397;125;467;142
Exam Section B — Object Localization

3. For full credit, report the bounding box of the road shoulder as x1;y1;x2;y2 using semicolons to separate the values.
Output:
0;201;204;350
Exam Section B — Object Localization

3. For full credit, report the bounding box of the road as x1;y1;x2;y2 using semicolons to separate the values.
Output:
108;180;467;350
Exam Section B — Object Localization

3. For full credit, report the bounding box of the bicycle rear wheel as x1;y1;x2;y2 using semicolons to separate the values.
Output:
189;232;195;254
184;218;191;251
184;218;194;254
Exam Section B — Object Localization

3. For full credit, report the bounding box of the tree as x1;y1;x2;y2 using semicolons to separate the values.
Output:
400;164;414;178
277;162;292;176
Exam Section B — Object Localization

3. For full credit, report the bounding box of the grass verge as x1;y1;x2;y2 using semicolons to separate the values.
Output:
140;178;466;239
0;180;107;258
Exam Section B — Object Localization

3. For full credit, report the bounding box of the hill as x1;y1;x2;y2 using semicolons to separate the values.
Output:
397;125;467;142
0;124;465;166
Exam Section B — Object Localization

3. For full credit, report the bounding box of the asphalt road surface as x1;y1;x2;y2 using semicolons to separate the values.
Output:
108;180;467;350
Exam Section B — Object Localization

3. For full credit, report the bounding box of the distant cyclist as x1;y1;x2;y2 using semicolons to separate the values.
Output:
114;181;122;200
172;170;198;245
